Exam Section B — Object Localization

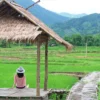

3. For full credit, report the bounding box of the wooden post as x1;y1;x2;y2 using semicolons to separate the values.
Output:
44;40;48;91
36;39;40;96
85;42;87;57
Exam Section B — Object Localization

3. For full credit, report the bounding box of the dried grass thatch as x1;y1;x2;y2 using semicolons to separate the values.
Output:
0;0;73;49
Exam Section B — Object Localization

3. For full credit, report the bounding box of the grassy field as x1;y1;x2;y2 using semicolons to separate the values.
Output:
0;45;100;91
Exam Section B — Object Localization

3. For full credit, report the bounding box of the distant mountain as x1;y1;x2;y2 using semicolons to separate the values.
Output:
59;12;87;18
51;13;100;37
14;0;69;25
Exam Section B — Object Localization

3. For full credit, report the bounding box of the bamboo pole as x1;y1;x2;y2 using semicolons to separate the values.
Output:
44;40;48;91
36;39;40;96
85;42;87;57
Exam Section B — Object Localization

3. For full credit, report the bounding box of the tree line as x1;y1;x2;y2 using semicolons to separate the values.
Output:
0;34;100;48
49;34;100;47
63;34;100;46
0;40;32;48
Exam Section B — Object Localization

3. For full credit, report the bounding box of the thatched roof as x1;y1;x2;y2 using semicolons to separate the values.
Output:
0;0;73;49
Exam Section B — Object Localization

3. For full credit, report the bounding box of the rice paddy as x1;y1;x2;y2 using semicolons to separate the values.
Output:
0;45;100;90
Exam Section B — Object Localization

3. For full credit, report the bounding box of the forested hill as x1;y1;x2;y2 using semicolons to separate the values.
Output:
15;0;69;25
59;12;87;18
51;13;100;37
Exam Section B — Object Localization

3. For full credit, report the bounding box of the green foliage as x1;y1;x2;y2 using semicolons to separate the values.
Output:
63;34;100;46
49;93;67;100
0;40;33;48
0;40;7;48
98;82;100;100
71;34;83;46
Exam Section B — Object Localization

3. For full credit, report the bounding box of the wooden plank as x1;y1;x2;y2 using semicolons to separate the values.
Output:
0;88;49;97
44;40;48;91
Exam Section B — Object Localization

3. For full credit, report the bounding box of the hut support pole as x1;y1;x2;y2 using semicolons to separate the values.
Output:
36;40;40;96
44;40;48;91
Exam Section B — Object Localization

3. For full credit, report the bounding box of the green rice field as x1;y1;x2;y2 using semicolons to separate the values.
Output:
0;45;100;90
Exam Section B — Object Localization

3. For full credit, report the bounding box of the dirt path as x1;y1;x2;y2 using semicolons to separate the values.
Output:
49;72;86;78
66;72;100;100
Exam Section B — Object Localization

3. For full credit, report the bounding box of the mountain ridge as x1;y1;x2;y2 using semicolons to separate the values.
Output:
51;13;100;37
13;0;100;37
59;12;87;18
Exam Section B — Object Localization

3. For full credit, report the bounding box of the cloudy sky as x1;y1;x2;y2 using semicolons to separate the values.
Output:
33;0;100;14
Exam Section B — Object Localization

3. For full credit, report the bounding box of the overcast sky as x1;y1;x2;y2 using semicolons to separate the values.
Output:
33;0;100;14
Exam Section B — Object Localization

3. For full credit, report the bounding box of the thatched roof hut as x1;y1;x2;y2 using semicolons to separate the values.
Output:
0;0;73;96
0;0;72;49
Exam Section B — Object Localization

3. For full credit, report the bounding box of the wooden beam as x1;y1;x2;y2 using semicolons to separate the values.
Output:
36;39;41;96
44;40;48;91
26;0;40;10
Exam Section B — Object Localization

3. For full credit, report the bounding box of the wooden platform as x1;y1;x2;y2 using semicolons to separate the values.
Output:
0;88;49;100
